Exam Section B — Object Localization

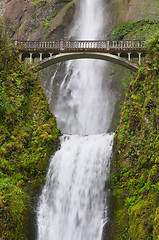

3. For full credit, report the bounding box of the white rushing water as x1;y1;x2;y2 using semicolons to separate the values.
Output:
37;0;114;239
54;0;113;135
37;134;113;240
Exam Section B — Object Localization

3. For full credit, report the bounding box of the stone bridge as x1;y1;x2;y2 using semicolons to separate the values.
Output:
14;40;146;72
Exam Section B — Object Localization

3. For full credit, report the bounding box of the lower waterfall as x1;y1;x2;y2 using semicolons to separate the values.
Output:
37;134;113;240
37;0;115;239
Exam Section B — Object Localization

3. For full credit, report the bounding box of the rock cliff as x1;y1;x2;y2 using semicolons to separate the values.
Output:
109;33;159;240
1;0;159;41
0;0;75;40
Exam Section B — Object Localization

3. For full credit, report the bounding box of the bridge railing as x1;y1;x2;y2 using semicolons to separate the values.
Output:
63;41;108;49
14;40;61;50
63;40;146;50
108;40;145;49
14;40;146;51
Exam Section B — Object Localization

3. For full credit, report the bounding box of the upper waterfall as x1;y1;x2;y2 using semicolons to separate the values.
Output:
54;0;114;135
71;0;105;40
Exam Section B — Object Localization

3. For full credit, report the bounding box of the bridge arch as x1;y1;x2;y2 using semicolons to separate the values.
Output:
35;52;139;72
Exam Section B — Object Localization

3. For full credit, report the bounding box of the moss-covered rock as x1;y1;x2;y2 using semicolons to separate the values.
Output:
108;18;159;132
108;0;159;31
109;33;159;239
0;21;60;239
108;18;159;41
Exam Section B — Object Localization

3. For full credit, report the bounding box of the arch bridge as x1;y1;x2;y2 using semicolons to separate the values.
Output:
14;40;146;72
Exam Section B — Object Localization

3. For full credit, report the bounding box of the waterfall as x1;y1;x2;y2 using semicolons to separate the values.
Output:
54;0;113;135
37;134;113;240
37;0;115;239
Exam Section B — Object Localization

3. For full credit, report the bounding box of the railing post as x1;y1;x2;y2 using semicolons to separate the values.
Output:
138;41;140;48
120;41;123;49
60;40;64;51
141;41;145;48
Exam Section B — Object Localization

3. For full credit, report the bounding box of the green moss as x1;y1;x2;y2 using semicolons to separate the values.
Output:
153;207;159;239
109;18;159;40
32;0;50;5
0;21;60;239
32;0;41;5
110;33;159;239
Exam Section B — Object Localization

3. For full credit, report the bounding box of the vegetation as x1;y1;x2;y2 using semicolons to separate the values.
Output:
109;33;159;239
108;18;159;132
32;0;73;5
108;18;159;40
0;21;60;239
32;0;41;5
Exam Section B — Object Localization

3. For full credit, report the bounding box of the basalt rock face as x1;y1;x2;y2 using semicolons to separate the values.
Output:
104;0;159;36
1;0;159;41
0;0;75;41
103;0;159;132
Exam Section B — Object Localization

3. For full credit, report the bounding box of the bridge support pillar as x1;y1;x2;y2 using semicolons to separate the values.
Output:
138;52;142;65
49;53;53;58
40;53;43;61
30;53;33;64
128;52;131;61
118;53;121;57
19;53;22;62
